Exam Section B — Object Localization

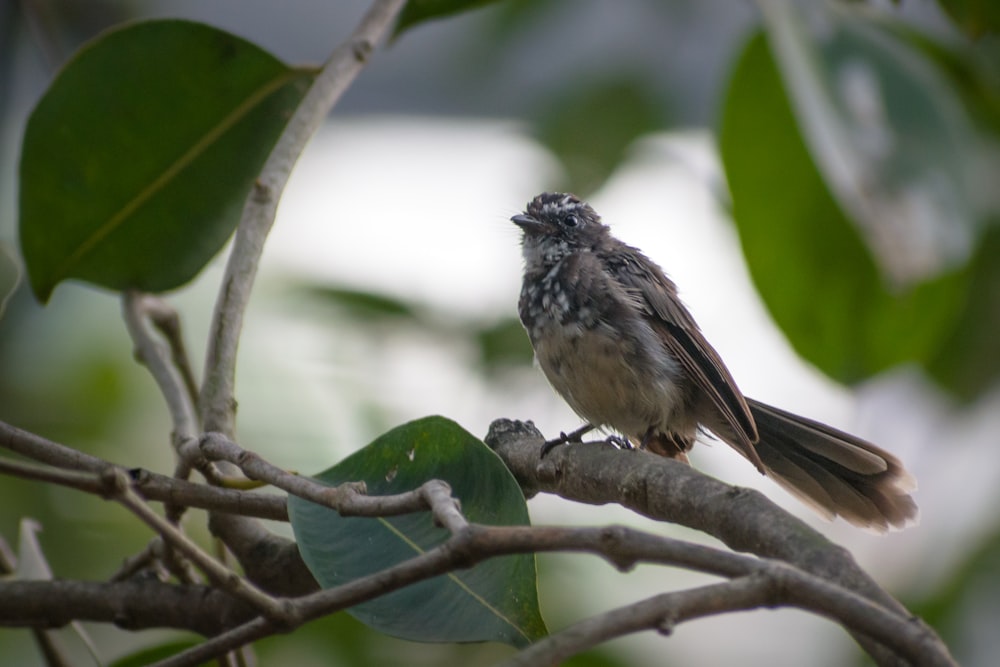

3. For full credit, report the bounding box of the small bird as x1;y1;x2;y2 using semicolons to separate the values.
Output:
512;192;917;530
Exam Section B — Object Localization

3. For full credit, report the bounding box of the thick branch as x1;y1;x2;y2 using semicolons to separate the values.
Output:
0;579;253;635
485;419;940;667
198;0;407;436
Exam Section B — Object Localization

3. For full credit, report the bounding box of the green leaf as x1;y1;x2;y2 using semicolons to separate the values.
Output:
288;416;547;647
927;223;1000;399
908;519;1000;660
393;0;505;39
759;2;991;289
936;0;1000;37
535;76;665;196
109;640;204;667
19;19;316;302
719;31;968;384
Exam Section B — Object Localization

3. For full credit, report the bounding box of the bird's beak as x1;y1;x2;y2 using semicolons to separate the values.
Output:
511;213;540;229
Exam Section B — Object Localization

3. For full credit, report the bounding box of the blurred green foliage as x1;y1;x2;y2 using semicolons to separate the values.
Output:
535;76;668;196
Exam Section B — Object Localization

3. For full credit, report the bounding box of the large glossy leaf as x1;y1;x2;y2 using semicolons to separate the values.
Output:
719;31;969;384
759;1;992;289
19;19;316;302
288;416;546;647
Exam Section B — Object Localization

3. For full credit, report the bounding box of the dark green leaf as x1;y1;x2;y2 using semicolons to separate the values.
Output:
927;223;1000;398
936;0;1000;37
394;0;505;39
535;77;665;196
719;31;968;384
19;19;316;302
288;416;547;647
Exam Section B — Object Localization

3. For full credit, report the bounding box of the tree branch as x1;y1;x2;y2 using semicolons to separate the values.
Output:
0;579;254;636
2;418;951;666
200;432;460;521
0;423;287;520
502;577;771;667
122;290;199;442
198;0;407;436
484;418;942;667
0;420;105;473
99;467;288;620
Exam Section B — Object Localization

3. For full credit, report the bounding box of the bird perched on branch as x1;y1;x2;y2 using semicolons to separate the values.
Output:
511;192;916;531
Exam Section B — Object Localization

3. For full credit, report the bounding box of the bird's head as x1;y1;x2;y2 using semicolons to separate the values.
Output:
511;192;608;266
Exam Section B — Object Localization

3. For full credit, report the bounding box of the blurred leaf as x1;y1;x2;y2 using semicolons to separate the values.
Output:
394;0;505;39
289;416;547;647
893;27;1000;136
304;285;422;322
474;316;533;371
257;610;518;665
0;242;20;320
109;640;204;667
562;649;636;667
480;0;564;44
908;520;1000;663
535;76;665;196
760;1;994;288
937;0;1000;37
928;223;1000;398
19;19;316;302
720;31;969;385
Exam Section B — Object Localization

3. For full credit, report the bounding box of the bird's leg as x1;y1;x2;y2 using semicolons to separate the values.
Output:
541;423;595;457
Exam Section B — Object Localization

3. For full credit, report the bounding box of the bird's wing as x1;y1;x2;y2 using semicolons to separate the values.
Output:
607;246;763;471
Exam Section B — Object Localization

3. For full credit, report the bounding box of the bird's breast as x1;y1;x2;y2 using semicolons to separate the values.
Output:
518;263;685;437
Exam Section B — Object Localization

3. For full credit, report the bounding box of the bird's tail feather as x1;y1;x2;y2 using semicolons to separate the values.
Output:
746;399;917;532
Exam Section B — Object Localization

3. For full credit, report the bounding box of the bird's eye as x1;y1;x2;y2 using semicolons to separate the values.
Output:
563;214;579;227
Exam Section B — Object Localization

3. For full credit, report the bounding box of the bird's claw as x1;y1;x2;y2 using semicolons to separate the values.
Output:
605;435;634;450
540;423;596;458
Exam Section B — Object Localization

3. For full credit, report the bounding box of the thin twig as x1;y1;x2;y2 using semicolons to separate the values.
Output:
143;295;201;410
1;419;106;472
0;440;287;521
99;467;288;620
198;0;408;436
122;290;199;441
202;433;467;525
501;577;770;667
